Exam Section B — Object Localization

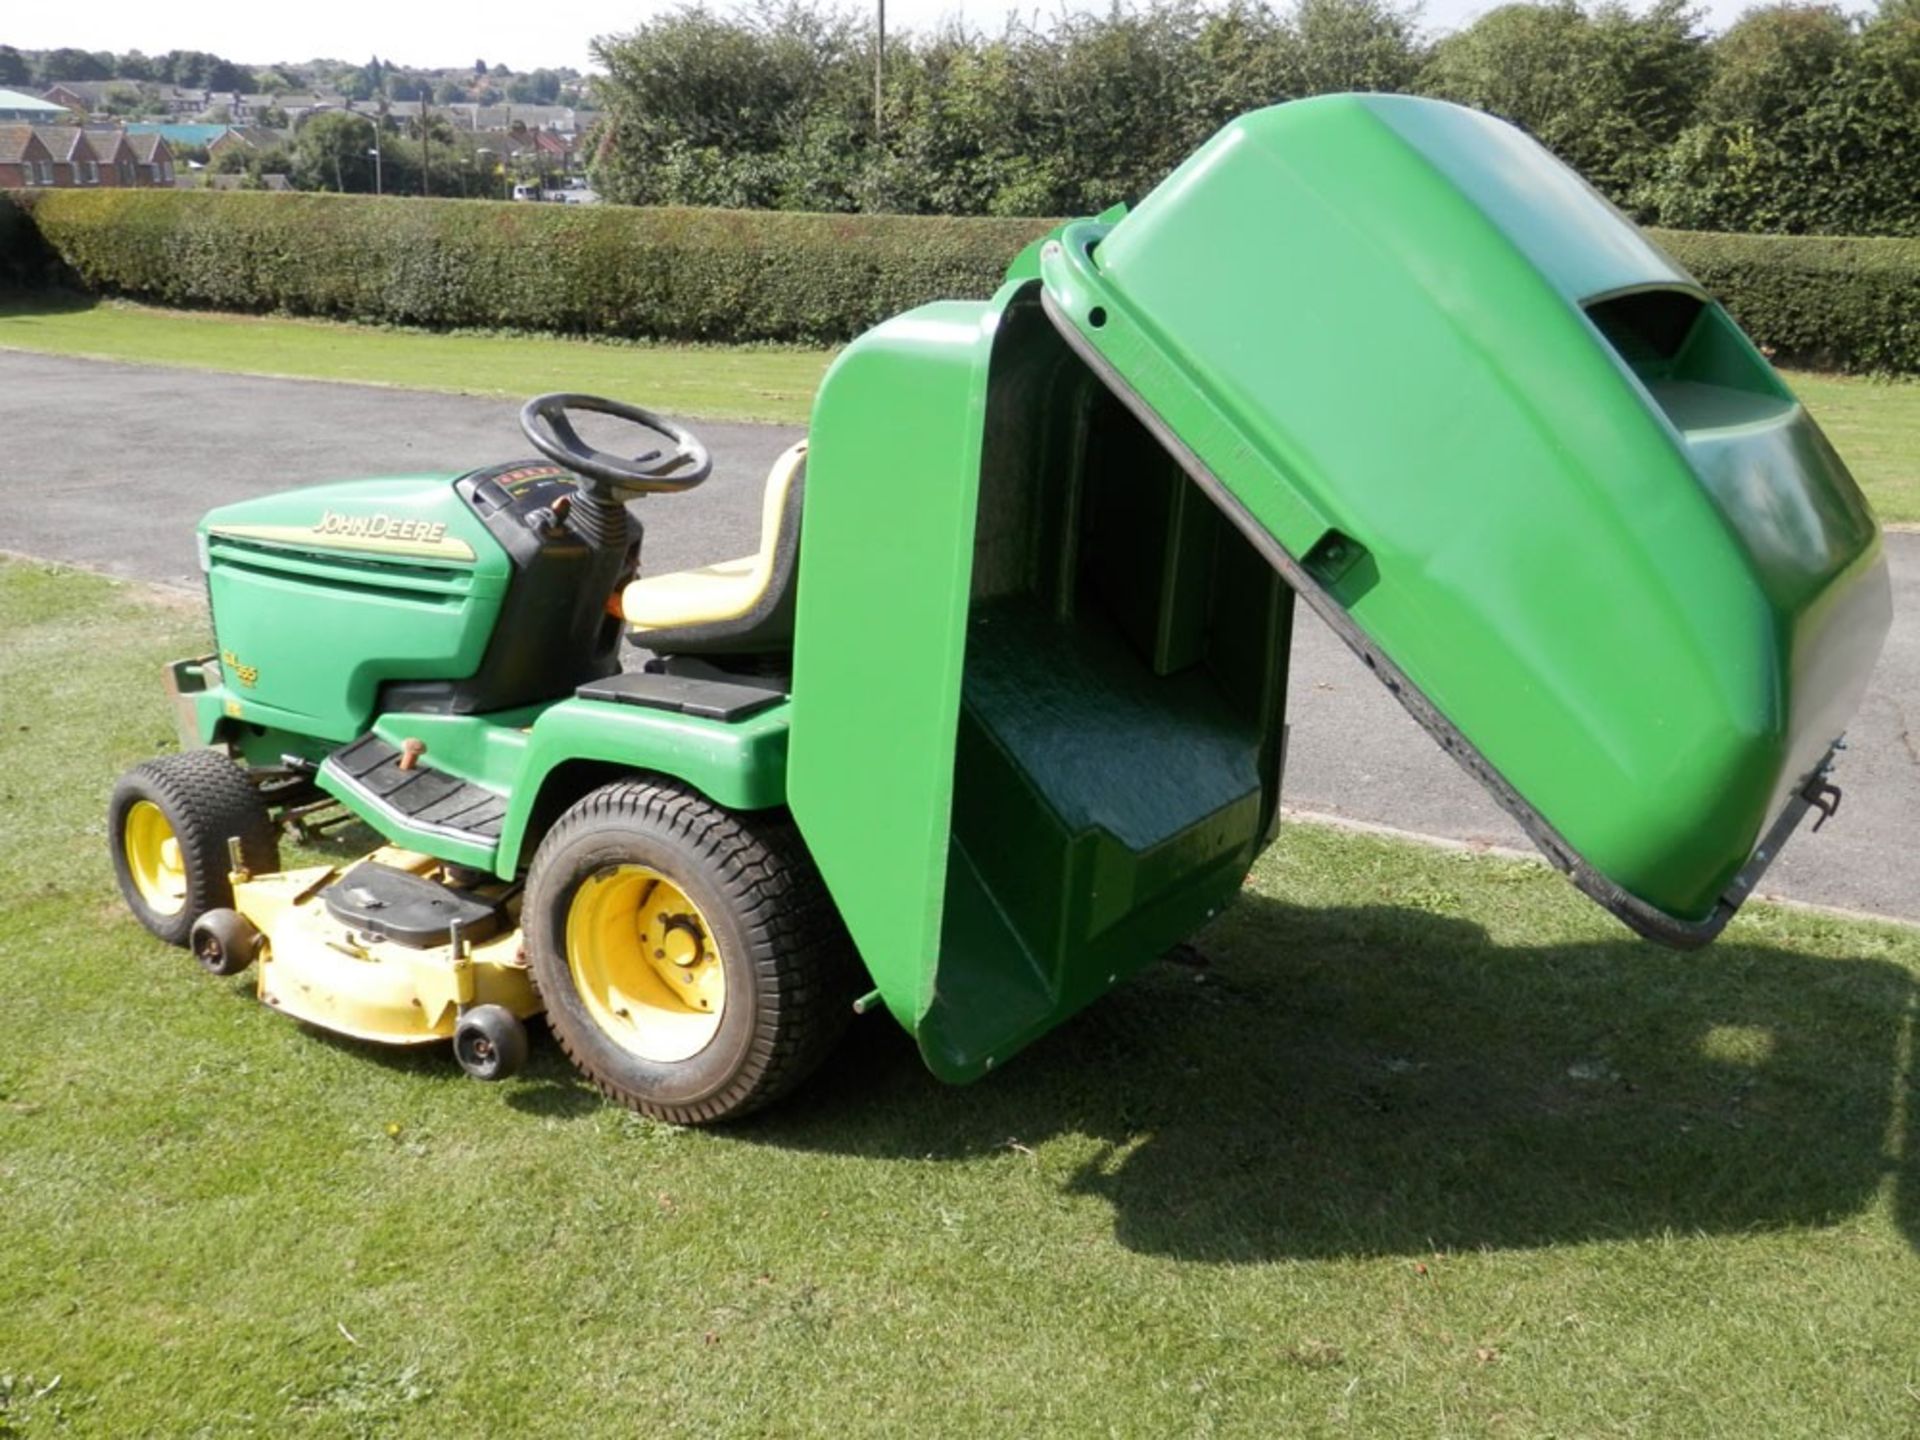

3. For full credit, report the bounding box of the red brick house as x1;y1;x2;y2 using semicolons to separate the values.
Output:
86;129;139;187
0;124;55;187
126;132;175;186
31;126;100;186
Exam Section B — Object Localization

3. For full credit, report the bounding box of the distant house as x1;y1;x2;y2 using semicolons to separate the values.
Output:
41;82;110;114
450;103;584;135
40;81;207;120
124;122;234;151
31;127;100;185
1;87;71;123
0;124;55;186
207;127;291;159
87;129;140;186
126;132;175;186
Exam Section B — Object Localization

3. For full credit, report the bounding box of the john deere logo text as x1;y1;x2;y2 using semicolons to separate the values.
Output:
313;511;450;544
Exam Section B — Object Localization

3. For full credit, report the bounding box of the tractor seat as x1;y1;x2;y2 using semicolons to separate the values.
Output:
622;441;806;656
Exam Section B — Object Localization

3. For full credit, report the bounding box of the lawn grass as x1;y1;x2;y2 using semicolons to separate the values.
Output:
0;294;830;426
3;295;1918;522
1789;370;1920;523
6;557;1920;1436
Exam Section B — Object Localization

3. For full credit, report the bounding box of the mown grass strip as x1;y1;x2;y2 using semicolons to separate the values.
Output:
0;294;831;426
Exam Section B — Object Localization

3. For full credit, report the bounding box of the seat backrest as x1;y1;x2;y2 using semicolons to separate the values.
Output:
636;441;807;656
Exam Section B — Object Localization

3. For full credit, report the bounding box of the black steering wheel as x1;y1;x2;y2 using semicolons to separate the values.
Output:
518;393;713;496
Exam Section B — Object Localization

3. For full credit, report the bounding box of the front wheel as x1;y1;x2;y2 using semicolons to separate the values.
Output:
522;780;857;1124
109;751;279;946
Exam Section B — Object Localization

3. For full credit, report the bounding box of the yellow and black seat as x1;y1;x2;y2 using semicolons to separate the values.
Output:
622;441;807;656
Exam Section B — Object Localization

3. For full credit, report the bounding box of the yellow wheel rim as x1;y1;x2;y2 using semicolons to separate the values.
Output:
124;800;188;915
565;865;726;1063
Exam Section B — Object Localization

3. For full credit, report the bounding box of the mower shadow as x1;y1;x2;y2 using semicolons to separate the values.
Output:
741;894;1920;1263
292;1008;606;1117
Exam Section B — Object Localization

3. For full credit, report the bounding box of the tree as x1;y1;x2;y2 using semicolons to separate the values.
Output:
1646;0;1920;234
1418;0;1708;209
293;110;381;192
42;47;113;81
0;46;29;86
1288;0;1426;94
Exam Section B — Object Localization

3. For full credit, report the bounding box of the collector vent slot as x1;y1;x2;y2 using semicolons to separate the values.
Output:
1585;287;1788;431
1586;289;1704;375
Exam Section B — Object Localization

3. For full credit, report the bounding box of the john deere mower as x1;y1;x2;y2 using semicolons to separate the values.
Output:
109;96;1892;1123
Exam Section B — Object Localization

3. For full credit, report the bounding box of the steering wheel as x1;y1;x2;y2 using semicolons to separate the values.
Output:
518;393;713;496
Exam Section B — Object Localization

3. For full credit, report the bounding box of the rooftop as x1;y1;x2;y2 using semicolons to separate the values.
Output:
0;88;69;117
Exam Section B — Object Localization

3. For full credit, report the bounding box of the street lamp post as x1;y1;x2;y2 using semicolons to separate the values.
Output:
353;111;383;195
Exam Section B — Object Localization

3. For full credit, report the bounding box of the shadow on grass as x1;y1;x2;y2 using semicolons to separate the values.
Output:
0;287;99;319
745;894;1919;1262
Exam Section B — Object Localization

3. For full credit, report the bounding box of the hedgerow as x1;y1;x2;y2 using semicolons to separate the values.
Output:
1655;228;1920;375
7;190;1920;371
9;189;1048;344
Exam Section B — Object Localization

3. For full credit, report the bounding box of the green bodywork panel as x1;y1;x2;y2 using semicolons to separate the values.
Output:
297;699;789;875
488;698;790;875
790;291;1292;1080
1038;93;1889;925
200;475;509;743
787;302;994;1038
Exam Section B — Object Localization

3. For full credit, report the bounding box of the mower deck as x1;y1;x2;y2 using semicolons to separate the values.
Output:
236;846;538;1045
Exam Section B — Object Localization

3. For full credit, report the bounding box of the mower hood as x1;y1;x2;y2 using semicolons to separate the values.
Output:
1036;93;1890;942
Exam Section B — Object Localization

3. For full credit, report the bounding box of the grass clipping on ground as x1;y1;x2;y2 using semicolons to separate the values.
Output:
4;558;1920;1437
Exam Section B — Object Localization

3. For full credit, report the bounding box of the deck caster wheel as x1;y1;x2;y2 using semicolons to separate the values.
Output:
189;908;262;977
109;750;279;946
454;1005;529;1082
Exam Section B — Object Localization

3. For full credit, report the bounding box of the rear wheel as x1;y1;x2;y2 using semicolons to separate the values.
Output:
523;780;857;1124
109;751;279;946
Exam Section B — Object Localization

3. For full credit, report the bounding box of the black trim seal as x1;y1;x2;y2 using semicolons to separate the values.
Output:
1039;287;1832;950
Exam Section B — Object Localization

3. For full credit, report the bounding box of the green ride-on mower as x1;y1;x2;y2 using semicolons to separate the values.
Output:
109;95;1892;1124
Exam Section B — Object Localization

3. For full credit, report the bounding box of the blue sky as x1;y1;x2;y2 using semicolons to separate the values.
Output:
3;0;1881;76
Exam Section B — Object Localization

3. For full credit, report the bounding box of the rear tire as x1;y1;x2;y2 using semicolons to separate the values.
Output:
108;751;279;946
523;780;858;1124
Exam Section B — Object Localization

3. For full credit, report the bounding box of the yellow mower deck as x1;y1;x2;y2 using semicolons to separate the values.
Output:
234;846;540;1044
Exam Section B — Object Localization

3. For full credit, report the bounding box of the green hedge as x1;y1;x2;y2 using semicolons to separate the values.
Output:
7;190;1920;370
1652;228;1920;375
8;189;1049;344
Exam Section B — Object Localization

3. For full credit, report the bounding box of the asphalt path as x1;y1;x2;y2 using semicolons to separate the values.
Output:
7;351;1915;924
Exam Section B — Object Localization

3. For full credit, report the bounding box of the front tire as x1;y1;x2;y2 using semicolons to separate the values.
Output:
523;780;857;1124
109;751;279;946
